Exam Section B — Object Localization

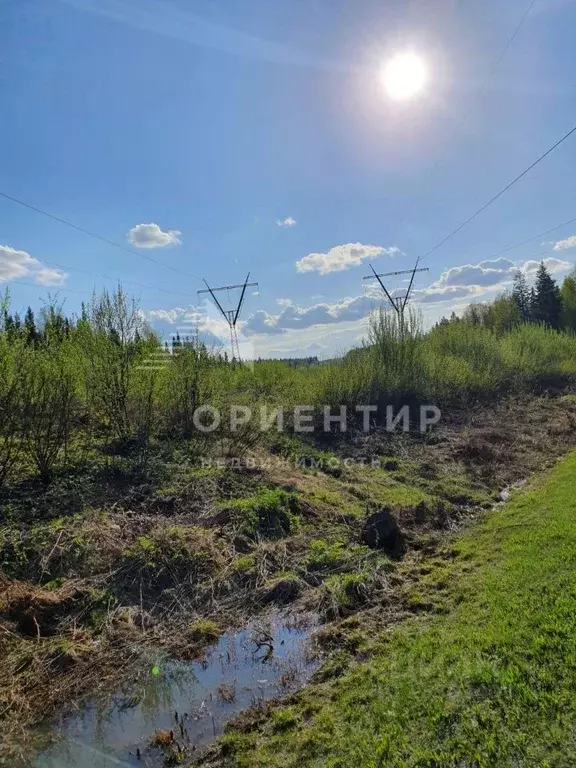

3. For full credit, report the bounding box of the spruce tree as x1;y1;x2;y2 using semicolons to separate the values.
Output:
532;262;562;329
529;287;537;319
24;306;38;345
512;269;531;321
3;310;15;337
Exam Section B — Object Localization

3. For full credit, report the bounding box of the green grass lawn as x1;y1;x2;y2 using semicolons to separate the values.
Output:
222;451;576;767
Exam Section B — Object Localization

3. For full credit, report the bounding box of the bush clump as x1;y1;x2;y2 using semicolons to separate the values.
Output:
187;618;222;644
306;540;348;572
122;525;225;590
218;488;300;539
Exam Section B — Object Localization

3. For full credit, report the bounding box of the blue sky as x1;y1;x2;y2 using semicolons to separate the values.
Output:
1;0;576;357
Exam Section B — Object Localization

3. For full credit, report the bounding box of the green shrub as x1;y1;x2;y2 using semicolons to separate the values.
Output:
324;570;373;612
122;525;225;588
218;488;299;539
187;618;222;643
306;540;347;572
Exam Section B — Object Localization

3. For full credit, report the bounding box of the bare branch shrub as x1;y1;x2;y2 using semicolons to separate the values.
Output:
80;286;157;442
22;348;75;482
0;336;29;486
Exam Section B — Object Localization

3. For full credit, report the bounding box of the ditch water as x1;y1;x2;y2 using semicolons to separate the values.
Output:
34;613;320;768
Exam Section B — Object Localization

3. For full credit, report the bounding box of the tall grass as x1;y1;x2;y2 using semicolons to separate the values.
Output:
1;287;575;487
303;308;576;421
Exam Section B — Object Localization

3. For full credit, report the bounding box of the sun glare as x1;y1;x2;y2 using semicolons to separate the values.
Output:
382;53;428;101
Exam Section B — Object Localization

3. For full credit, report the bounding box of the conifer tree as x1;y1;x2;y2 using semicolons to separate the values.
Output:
24;306;38;345
512;269;531;321
532;262;562;329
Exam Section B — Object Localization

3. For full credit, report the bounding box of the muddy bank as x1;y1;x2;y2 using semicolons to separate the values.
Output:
2;394;576;764
33;613;319;768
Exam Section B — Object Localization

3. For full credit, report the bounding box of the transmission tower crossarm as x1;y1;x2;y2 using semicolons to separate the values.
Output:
199;279;229;323
402;260;425;313
198;281;259;293
198;273;259;362
363;267;429;279
366;263;399;312
234;272;252;326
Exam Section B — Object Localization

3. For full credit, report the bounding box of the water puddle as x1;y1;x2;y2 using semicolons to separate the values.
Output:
34;613;319;767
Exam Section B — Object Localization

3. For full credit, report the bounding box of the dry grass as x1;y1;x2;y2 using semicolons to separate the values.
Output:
2;395;576;762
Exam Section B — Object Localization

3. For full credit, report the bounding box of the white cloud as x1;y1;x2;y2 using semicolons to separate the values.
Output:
521;257;571;275
415;255;571;305
276;216;297;228
251;320;367;360
435;258;516;289
0;246;36;282
243;294;380;335
0;245;67;287
147;254;573;352
34;267;68;287
415;285;484;304
127;222;182;249
146;304;232;341
295;243;400;275
147;307;187;324
553;235;576;251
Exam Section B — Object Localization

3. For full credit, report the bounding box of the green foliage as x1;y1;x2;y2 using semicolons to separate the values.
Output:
219;488;299;539
322;569;374;613
22;344;76;481
306;540;347;572
1;279;576;491
227;450;576;767
187;618;222;643
0;511;119;581
159;341;214;439
532;261;563;328
233;553;257;573
512;269;531;321
561;270;576;332
80;286;158;442
122;525;224;588
0;333;29;485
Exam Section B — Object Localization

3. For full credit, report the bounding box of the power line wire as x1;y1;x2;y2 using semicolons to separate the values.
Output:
9;280;92;296
482;215;576;260
389;0;538;248
8;279;190;307
0;190;203;282
491;0;538;69
419;121;576;263
39;258;199;299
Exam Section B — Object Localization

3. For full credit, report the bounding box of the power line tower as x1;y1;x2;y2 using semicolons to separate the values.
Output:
197;273;259;362
363;262;429;328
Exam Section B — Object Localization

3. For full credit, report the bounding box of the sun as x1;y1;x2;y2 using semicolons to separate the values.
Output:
382;53;428;101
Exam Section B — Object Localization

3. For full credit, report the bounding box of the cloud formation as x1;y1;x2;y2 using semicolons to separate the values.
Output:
418;256;571;304
433;258;516;289
147;304;233;342
295;243;399;275
521;257;571;275
127;222;182;249
553;235;576;251
0;246;67;287
35;267;68;287
147;255;573;342
276;216;297;228
243;294;378;335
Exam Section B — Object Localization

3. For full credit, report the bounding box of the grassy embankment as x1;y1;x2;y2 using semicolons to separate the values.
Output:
218;449;576;767
2;289;576;760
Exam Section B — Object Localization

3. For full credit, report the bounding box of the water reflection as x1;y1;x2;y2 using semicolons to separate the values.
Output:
35;614;319;767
